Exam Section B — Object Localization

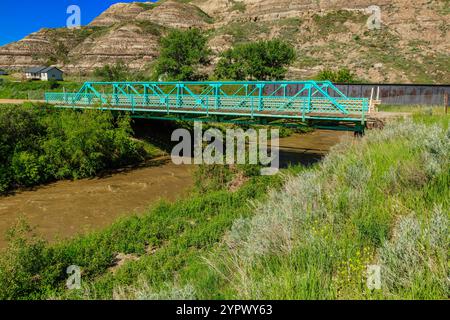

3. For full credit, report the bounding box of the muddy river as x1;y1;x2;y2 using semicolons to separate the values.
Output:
0;130;350;248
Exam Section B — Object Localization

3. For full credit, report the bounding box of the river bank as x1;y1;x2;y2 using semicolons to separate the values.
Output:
0;130;350;248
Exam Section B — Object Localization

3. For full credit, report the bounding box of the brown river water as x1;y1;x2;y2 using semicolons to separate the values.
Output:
0;130;350;248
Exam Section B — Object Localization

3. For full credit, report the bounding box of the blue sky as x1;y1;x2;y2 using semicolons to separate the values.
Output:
0;0;157;46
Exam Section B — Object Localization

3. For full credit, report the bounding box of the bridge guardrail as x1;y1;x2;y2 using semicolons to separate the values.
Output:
45;81;370;124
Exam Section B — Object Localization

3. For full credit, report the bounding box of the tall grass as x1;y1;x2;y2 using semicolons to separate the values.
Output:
0;111;447;300
200;116;449;299
0;80;82;100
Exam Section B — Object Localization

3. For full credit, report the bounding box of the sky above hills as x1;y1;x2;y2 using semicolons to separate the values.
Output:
0;0;157;46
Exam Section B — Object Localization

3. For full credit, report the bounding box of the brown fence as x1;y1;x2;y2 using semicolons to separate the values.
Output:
333;84;450;106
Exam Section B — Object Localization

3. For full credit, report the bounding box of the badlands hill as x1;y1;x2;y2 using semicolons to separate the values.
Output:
0;0;448;83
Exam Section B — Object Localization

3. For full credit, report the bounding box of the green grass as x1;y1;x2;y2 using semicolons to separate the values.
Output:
135;2;158;10
312;10;366;35
214;22;271;44
0;168;292;299
200;112;449;300
0;107;447;300
0;80;82;100
229;1;246;13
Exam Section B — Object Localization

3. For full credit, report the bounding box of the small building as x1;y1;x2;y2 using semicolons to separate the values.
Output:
24;66;64;81
0;69;7;76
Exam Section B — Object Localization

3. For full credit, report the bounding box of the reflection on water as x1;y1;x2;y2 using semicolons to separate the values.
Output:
0;130;350;248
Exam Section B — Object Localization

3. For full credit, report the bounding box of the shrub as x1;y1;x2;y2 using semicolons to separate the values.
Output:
378;208;448;298
215;39;296;80
315;68;357;83
0;105;146;193
0;220;48;300
154;29;211;81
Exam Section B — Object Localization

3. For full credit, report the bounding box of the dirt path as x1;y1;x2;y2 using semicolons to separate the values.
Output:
0;99;44;104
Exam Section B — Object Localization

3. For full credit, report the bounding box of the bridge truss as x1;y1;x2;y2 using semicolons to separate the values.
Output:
45;81;370;132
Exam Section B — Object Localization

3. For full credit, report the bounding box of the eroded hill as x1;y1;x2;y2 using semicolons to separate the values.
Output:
0;0;448;83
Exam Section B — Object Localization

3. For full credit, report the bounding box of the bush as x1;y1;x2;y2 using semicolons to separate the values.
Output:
215;39;296;80
154;29;211;81
94;61;130;81
316;68;357;83
0;105;146;193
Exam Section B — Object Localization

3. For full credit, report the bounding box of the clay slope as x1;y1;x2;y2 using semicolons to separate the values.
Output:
0;0;448;83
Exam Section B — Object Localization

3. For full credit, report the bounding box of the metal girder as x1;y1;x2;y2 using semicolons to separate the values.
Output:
45;80;369;129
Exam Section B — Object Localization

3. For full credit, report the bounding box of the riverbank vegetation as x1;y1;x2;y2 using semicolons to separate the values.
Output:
0;104;154;195
0;107;447;300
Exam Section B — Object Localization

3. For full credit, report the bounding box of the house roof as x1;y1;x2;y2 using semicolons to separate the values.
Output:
41;66;63;73
0;70;7;75
25;66;46;73
25;66;63;74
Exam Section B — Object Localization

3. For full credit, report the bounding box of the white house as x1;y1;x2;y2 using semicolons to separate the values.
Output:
25;66;64;81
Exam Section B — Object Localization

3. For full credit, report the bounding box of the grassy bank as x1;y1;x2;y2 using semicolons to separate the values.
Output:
0;108;448;300
0;104;160;195
201;112;449;300
0;167;292;299
0;80;82;100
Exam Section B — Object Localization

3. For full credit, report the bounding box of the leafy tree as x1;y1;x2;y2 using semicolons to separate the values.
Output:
154;29;211;81
215;39;296;80
94;61;129;81
316;68;357;83
0;105;146;194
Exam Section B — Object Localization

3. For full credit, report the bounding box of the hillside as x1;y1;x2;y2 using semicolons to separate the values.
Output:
0;0;449;83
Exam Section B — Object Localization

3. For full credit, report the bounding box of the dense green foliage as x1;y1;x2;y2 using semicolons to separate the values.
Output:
0;104;146;194
154;29;211;81
215;40;296;80
316;68;357;83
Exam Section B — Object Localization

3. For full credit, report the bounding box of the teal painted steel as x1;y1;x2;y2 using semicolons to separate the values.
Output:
45;81;369;129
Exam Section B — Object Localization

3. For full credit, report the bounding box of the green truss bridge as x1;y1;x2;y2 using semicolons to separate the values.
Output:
45;80;372;132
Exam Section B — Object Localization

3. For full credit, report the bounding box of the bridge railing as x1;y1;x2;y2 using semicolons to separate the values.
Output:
45;93;368;116
45;81;369;122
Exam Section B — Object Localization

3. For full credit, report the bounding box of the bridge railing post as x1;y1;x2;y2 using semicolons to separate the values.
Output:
213;84;221;110
257;83;265;112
